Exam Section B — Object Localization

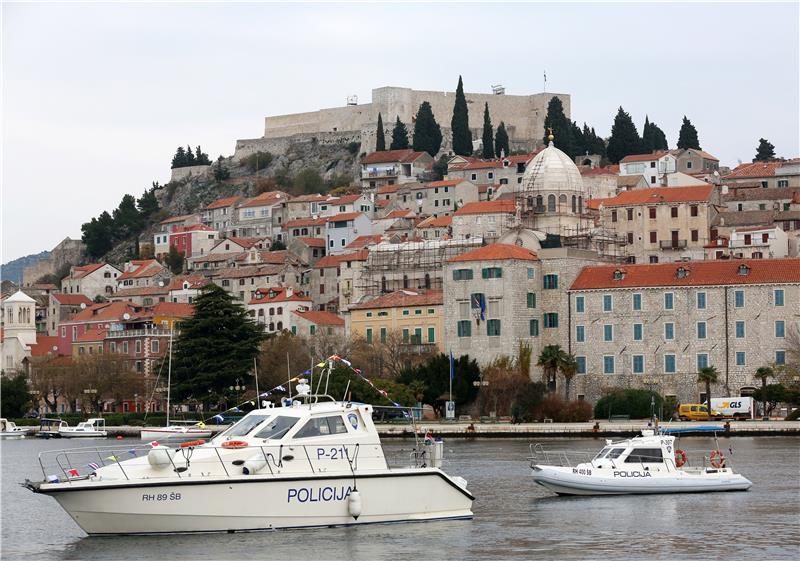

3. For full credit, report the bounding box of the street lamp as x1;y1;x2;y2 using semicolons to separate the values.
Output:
229;378;244;404
642;377;660;423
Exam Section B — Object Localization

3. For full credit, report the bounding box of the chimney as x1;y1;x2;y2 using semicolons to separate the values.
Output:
286;287;294;297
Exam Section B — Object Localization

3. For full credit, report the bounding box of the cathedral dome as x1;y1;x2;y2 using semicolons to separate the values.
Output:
521;141;585;194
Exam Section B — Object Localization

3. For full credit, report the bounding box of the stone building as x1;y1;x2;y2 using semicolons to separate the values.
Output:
451;200;518;241
723;159;800;189
235;85;570;158
47;293;93;336
246;286;312;334
201;196;243;234
310;250;369;313
708;226;790;259
235;191;290;239
568;259;800;405
290;309;345;339
360;150;434;191
598;184;720;263
61;263;123;300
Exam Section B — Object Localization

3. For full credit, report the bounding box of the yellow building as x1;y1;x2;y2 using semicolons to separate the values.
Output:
151;302;194;331
348;289;443;351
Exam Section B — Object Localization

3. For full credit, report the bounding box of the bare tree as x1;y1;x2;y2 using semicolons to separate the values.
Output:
350;331;435;379
257;332;312;392
481;355;528;417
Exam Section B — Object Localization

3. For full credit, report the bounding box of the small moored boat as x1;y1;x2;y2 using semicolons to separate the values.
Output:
529;429;752;495
1;418;32;439
37;418;67;438
140;424;212;441
59;418;108;438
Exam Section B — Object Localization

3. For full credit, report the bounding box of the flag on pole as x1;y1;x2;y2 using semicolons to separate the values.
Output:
449;351;455;382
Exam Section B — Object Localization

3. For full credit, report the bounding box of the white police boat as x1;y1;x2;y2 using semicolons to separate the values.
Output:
24;381;473;535
529;429;752;495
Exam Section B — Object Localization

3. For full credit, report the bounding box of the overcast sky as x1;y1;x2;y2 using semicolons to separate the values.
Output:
3;1;798;262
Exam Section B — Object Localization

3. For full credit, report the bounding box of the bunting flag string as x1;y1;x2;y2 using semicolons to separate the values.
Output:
322;354;406;411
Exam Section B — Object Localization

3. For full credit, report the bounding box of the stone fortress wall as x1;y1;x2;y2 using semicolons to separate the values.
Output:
234;86;570;160
22;238;85;286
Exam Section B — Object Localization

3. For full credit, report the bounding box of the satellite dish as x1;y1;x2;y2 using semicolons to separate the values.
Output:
80;303;87;309
123;313;131;320
158;281;165;287
52;345;58;352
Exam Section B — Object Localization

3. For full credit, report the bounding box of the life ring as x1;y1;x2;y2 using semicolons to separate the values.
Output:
674;449;687;468
179;439;205;448
710;449;726;468
221;440;249;449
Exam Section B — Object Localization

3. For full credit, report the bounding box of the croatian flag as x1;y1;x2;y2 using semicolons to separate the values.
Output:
88;462;100;471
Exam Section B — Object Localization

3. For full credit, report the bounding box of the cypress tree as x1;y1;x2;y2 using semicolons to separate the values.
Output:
375;113;386;152
195;145;211;165
542;96;573;157
606;106;643;164
481;103;494;159
590;127;606;158
390;117;410;150
641;116;653;153
412;101;443;157
650;122;668;151
571;121;585;159
186;145;196;165
754;138;776;162
677;116;701;150
494;122;510;158
171;146;187;169
451;75;472;156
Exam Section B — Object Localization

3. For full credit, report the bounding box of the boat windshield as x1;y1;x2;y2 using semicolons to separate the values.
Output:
219;415;274;438
593;447;611;460
253;416;299;440
606;448;626;459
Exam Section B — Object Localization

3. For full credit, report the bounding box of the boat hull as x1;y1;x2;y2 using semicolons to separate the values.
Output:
531;465;752;495
37;470;473;535
60;431;108;438
0;432;26;440
140;429;212;441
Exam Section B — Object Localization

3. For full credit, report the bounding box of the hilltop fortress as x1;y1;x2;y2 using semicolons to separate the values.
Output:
234;85;570;160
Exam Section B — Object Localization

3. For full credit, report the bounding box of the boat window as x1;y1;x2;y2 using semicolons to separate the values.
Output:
625;448;664;463
253;416;299;440
593;447;611;460
606;448;626;459
222;415;273;438
294;415;348;438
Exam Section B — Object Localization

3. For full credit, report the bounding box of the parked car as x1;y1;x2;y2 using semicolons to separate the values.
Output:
678;403;722;421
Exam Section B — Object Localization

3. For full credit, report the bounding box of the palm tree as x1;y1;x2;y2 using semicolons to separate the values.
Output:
697;366;719;414
560;354;579;401
754;366;774;417
537;345;570;394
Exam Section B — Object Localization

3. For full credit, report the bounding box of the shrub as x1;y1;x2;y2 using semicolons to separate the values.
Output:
534;395;565;421
254;178;278;195
510;382;546;423
292;168;325;195
346;141;361;155
560;400;593;422
594;389;663;420
243;151;273;172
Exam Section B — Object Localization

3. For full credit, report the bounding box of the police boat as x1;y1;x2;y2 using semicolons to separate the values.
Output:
529;429;752;495
24;380;473;535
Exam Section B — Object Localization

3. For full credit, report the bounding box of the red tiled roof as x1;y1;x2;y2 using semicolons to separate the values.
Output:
167;275;209;291
581;167;617;177
362;149;416;165
239;191;287;208
608;165;620;174
118;260;166;280
29;336;60;356
326;212;363;222
620;151;670;163
160;213;197;225
205;196;242;210
449;243;539;263
685;149;719;161
66;302;142;323
426;179;462;188
67;263;107;279
314;249;369;269
51;293;93;306
724;160;799;179
350;289;443;310
346;235;384;249
376;184;401;195
375;199;390;208
214;265;283;279
233;250;289;265
248;287;311;305
289;194;328;203
112;286;169;297
291;309;345;326
454;200;516;216
416;215;452;228
385;209;415;219
74;329;108;343
586;198;608;211
327;194;361;205
602;185;715;207
571;258;800;290
172;224;214;233
733;225;781;233
285;216;330;228
296;237;327;248
152;302;195;318
227;237;270;249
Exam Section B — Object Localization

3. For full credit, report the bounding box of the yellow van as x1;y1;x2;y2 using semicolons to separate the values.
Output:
678;404;722;421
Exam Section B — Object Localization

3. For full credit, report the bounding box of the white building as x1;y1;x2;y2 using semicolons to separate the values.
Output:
1;291;38;374
61;263;123;300
247;287;312;333
325;212;373;254
619;151;677;186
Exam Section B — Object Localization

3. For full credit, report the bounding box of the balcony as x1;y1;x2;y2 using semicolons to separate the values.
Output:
362;168;399;179
401;341;438;354
106;328;173;339
659;239;688;250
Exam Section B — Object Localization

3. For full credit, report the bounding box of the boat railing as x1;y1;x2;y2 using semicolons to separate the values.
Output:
36;440;411;484
528;443;592;467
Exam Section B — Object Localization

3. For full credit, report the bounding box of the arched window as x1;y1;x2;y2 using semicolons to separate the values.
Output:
381;276;387;292
547;194;556;212
268;322;275;331
403;275;409;289
258;309;264;316
424;273;431;289
277;321;283;331
269;308;275;316
578;196;583;214
277;306;283;314
571;195;577;213
559;194;567;208
536;195;543;209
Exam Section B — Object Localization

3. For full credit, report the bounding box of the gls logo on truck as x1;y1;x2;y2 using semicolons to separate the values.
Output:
722;401;742;408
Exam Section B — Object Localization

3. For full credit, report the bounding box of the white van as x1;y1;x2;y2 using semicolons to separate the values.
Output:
709;397;755;420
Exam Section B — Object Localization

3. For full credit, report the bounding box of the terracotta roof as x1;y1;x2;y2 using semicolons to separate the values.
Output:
248;287;312;305
295;237;326;248
715;210;773;227
234;250;289;264
152;302;195;318
327;194;362;205
724;160;800;179
426;179;462;188
620;150;670;163
346;235;384;249
205;196;242;210
214;265;283;279
74;329;108;343
375;199;391;208
67;263;107;279
581;167;617;177
608;165;620;174
362;149;417;165
416;215;452;228
239;191;287;208
448;243;539;263
112;286;169;298
172;224;214;233
733;225;781;233
291;309;345;326
376;184;401;195
617;175;647;187
454;200;517;216
685;149;719;161
571;259;800;290
66;302;142;323
118;260;166;280
285;217;330;228
167;275;209;291
289;194;328;203
385;209;415;219
314;249;369;269
29;336;60;356
350;289;443;310
189;252;239;263
160;214;197;225
722;187;800;202
602;185;716;207
586;198;608;211
326;212;363;222
224;237;269;249
51;293;93;306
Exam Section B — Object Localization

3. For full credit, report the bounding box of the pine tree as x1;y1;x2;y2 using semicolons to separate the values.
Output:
112;194;144;240
375;113;386;152
213;155;230;180
494;121;510;158
542;96;573;157
81;211;116;258
677;116;701;150
186;145;196;165
451;75;472;156
606;106;643;164
754;138;776;161
481;103;494;159
171;284;266;402
390;117;410;150
136;187;159;218
412;101;443;157
171;146;187;169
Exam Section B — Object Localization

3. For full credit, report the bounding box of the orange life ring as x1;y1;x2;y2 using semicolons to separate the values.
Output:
674;449;687;468
221;440;249;449
180;439;205;448
710;449;726;468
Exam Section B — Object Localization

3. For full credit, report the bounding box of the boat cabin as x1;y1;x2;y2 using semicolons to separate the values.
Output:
589;431;676;470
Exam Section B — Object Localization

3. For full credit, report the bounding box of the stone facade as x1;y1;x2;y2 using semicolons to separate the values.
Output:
170;165;211;182
22;237;85;287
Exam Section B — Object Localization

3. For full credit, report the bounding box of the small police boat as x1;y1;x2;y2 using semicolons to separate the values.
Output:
24;380;473;535
529;429;752;495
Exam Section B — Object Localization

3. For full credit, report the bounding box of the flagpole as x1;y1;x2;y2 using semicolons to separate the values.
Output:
286;352;292;399
253;357;259;406
449;352;453;404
